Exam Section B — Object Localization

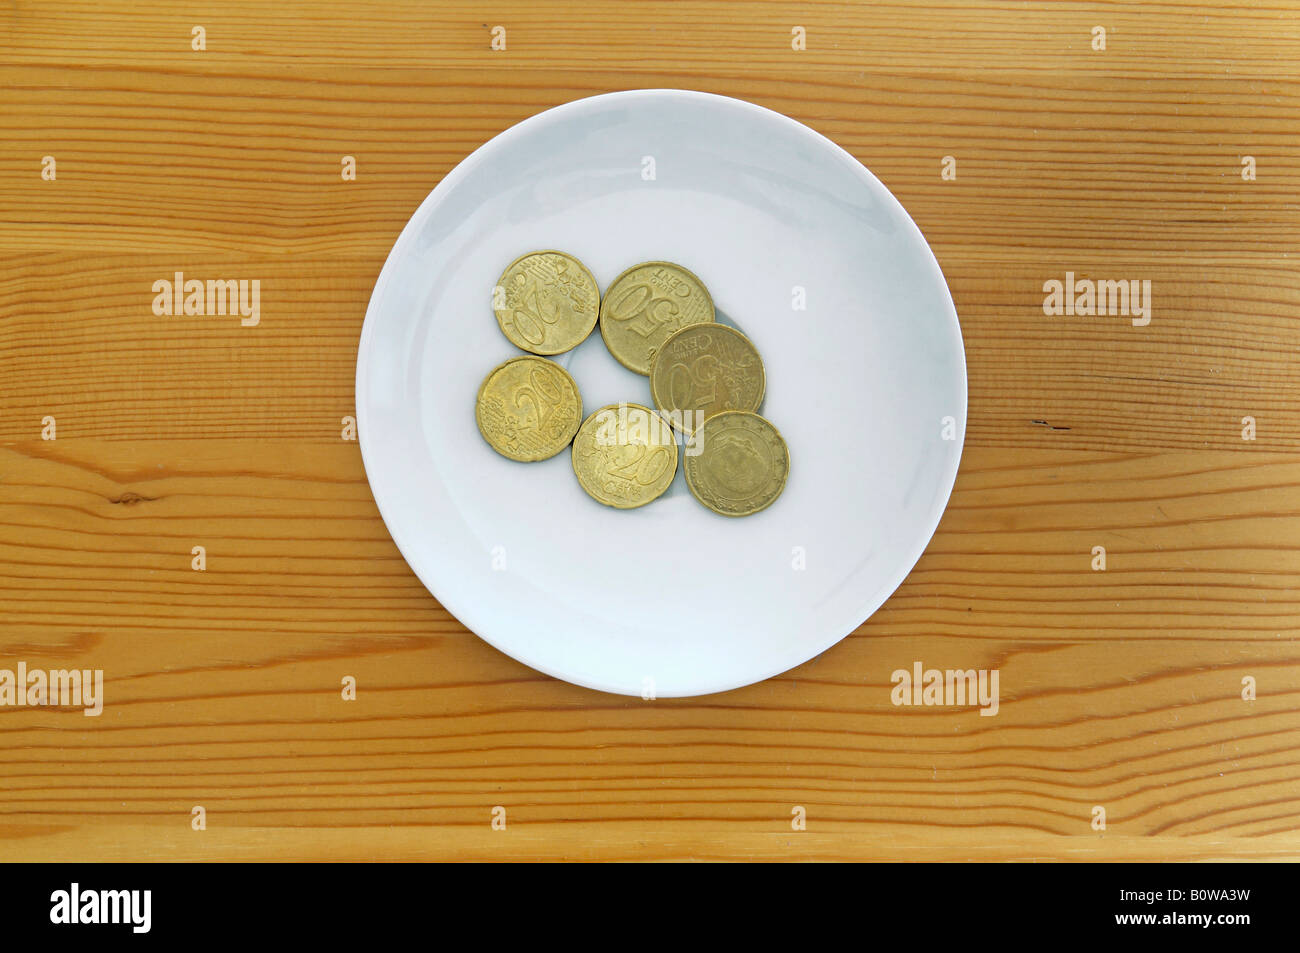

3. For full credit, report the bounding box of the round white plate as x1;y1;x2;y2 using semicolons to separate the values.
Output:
356;89;966;697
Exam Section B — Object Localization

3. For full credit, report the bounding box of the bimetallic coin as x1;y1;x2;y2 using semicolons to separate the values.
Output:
683;411;788;517
475;356;583;462
494;250;600;355
649;323;765;434
599;261;715;375
571;403;679;509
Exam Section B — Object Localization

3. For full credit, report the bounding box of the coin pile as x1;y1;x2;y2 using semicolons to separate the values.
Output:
475;250;789;517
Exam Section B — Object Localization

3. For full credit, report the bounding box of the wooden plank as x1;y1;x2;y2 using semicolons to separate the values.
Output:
2;68;1297;257
1;1;1297;77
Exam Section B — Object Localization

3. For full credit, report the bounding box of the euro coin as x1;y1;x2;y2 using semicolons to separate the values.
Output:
599;261;714;375
475;356;583;462
649;323;765;434
571;402;679;509
683;411;788;517
494;250;600;355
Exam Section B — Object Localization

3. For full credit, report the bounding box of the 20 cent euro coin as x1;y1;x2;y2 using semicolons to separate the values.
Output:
475;355;583;462
494;250;601;355
683;410;789;517
571;402;679;509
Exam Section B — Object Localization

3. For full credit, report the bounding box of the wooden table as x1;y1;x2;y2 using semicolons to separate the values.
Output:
2;1;1298;862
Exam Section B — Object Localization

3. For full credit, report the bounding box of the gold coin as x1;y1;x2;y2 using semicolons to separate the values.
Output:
571;403;679;509
475;356;583;462
599;261;715;375
649;323;765;434
683;411;789;517
494;250;600;355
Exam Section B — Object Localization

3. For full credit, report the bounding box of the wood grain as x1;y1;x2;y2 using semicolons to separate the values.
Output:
1;1;1299;861
2;1;1297;77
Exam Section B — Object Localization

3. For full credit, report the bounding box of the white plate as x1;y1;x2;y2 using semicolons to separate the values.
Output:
356;89;966;697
